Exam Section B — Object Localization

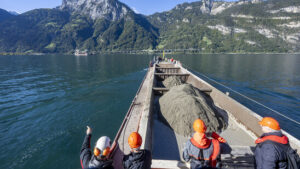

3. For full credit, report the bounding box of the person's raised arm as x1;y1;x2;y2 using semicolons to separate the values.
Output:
80;126;92;169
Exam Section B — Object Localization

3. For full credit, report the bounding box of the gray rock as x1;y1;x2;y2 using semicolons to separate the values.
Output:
60;0;129;20
200;0;213;14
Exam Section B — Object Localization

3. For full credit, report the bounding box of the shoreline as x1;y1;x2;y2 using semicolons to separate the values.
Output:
1;52;300;56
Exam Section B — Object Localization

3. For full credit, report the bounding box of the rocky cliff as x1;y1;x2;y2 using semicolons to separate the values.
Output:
60;0;129;20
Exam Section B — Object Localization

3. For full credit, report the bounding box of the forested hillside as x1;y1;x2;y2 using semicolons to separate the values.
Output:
0;0;299;53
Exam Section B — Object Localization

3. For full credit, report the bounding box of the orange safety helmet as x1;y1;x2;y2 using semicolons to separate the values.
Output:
259;117;280;130
193;119;207;133
128;132;142;149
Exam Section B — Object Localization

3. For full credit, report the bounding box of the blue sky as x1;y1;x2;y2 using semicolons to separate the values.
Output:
0;0;238;15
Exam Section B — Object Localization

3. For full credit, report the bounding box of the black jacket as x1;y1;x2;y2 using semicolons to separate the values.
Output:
254;132;289;169
80;134;114;169
123;150;152;169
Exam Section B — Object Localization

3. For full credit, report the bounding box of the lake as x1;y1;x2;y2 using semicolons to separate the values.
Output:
0;54;299;169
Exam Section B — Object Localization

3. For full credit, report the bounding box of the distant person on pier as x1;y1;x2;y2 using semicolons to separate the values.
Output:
80;126;114;169
254;117;300;169
123;132;152;169
183;119;227;169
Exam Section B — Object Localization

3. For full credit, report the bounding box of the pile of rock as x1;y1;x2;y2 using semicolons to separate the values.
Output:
162;76;183;88
158;83;227;136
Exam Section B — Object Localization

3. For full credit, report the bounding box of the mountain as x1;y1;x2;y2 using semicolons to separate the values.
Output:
0;0;300;53
60;0;129;21
0;0;158;53
0;8;14;22
9;11;20;15
147;0;300;52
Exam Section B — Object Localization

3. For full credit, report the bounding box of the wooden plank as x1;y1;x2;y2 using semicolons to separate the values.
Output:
153;87;212;93
155;73;189;76
156;67;180;69
152;87;169;91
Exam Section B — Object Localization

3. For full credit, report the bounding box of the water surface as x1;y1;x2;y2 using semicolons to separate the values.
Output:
0;54;299;169
0;54;151;169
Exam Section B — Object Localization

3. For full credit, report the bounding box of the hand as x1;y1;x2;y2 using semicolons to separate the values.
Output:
86;126;92;135
217;137;226;143
211;132;226;143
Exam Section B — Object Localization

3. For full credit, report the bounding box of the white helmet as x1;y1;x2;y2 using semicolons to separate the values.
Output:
96;136;111;151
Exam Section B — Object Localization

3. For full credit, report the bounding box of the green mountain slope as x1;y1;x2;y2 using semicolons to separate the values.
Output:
0;3;158;53
0;0;299;53
148;0;300;52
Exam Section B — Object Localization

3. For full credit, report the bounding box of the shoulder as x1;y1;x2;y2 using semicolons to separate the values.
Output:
185;139;194;147
257;141;281;156
259;141;279;149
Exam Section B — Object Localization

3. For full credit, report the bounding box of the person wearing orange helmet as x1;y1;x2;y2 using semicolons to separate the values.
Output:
123;132;151;169
183;119;227;169
80;126;114;169
254;117;291;169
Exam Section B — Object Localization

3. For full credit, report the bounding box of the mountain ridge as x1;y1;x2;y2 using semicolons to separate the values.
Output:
0;0;158;53
0;0;300;53
0;8;14;22
147;0;300;52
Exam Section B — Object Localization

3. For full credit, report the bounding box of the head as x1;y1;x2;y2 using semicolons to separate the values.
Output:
193;119;207;133
94;136;111;160
128;132;142;152
259;117;281;133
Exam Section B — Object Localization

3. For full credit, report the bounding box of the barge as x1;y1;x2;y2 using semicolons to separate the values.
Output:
109;60;300;169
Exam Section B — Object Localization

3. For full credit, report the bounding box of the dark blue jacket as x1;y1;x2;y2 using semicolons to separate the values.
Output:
254;132;289;169
80;134;114;169
123;149;152;169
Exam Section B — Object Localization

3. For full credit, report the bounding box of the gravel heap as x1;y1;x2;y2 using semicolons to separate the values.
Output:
158;84;227;136
162;76;183;88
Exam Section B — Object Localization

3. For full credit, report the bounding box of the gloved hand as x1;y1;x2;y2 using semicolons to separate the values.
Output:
211;132;226;143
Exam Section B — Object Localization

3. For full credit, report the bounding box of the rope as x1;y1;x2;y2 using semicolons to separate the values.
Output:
181;63;300;126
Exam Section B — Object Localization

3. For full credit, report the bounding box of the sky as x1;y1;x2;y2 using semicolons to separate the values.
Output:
0;0;238;15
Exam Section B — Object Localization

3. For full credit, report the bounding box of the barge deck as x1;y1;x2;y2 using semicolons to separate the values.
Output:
110;61;300;169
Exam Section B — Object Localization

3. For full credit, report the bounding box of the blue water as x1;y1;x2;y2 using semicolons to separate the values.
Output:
0;54;299;169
